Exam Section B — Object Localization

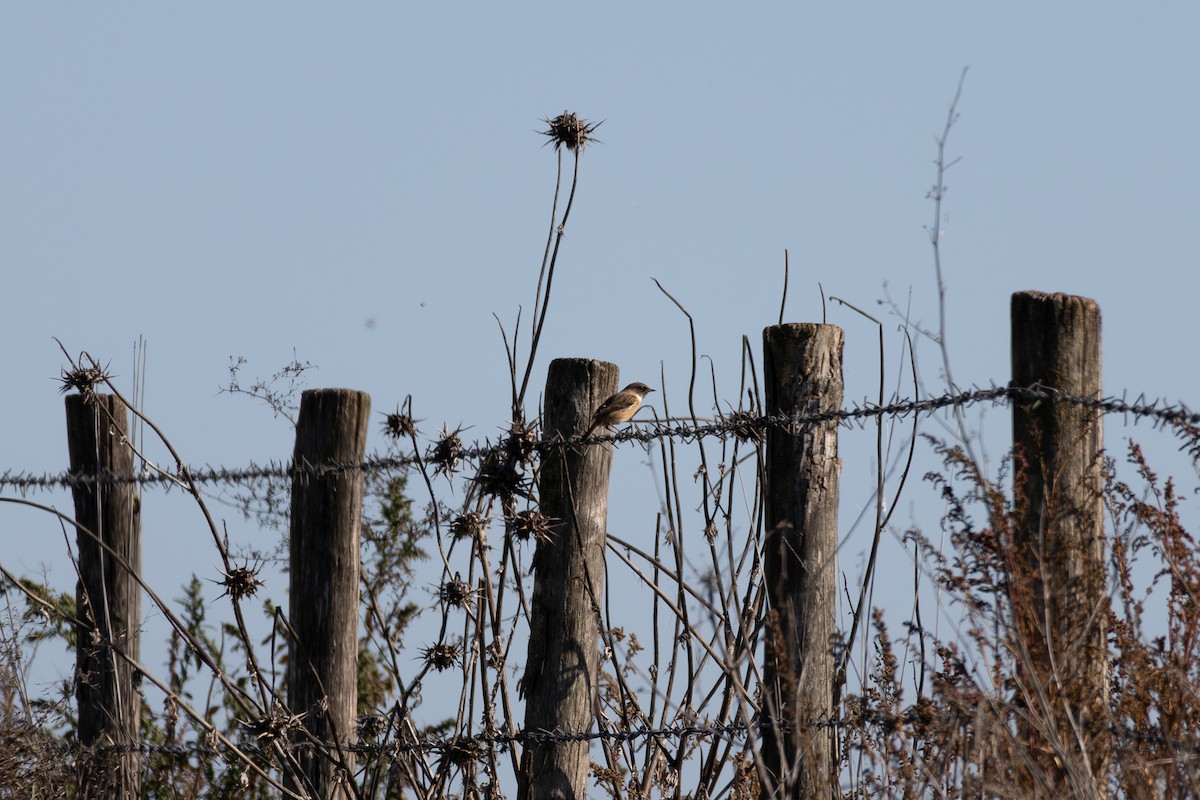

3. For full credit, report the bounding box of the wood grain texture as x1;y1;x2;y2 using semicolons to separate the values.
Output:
67;394;142;800
286;388;371;800
1011;290;1108;789
518;358;619;800
762;323;843;800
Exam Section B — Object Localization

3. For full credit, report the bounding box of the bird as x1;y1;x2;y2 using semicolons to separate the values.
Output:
582;382;655;439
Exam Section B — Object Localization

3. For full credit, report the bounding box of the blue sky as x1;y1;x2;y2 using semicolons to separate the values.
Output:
3;0;1199;734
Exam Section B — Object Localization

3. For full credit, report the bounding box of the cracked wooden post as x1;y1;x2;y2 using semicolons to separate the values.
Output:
286;388;371;800
67;393;142;800
762;323;843;799
518;358;619;800
1011;290;1108;792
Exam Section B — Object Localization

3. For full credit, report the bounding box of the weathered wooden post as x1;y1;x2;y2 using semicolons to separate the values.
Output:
518;358;619;800
1011;291;1108;789
286;388;371;800
762;323;843;799
66;393;142;800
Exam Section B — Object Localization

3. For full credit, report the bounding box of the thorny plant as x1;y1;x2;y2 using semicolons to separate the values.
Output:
3;97;1200;800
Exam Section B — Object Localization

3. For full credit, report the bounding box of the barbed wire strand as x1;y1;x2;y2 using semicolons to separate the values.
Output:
2;385;1196;493
56;719;1200;763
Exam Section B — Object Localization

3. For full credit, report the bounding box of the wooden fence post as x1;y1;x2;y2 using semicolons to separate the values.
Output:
1011;290;1108;788
286;388;371;800
518;358;619;800
762;323;843;799
66;393;142;800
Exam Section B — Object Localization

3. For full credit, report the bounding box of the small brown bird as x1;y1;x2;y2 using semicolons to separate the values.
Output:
583;382;655;439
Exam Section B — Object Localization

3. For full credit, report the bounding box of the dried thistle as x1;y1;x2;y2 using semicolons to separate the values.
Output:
382;408;418;440
510;509;554;544
421;640;462;672
438;576;475;610
505;419;538;466
429;425;467;478
59;364;111;396
540;110;601;153
216;561;264;602
450;512;488;542
470;450;529;503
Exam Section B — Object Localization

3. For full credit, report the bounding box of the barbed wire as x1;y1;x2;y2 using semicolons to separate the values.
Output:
2;384;1197;493
71;722;756;760
55;718;1200;763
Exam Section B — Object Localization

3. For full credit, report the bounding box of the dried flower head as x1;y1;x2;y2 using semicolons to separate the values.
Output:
438;576;475;610
217;563;264;602
450;511;488;542
470;451;529;502
510;509;555;544
421;640;462;672
505;419;539;466
541;110;601;153
429;425;467;478
59;364;111;396
383;408;418;440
